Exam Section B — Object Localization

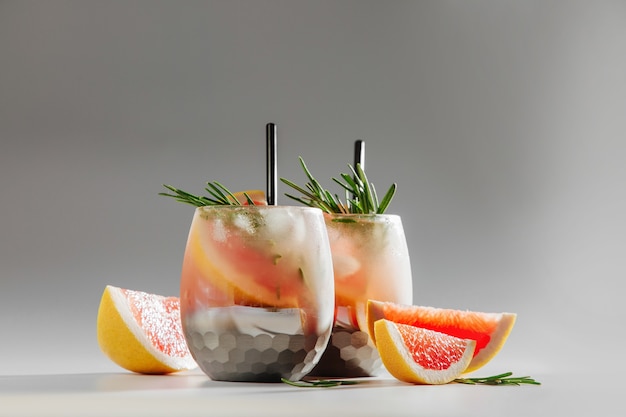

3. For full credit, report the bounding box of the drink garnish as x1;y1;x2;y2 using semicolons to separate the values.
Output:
160;182;259;206
280;157;396;215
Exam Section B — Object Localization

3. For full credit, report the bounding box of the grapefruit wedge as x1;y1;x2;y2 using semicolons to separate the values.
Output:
374;319;475;384
183;215;309;309
367;300;516;373
230;190;267;205
97;285;197;374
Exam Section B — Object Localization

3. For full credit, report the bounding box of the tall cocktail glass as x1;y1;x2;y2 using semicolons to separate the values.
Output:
180;205;335;382
310;213;413;377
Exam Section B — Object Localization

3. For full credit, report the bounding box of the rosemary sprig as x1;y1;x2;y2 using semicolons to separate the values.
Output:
280;157;396;214
453;372;541;386
159;182;256;207
280;378;361;388
281;372;540;388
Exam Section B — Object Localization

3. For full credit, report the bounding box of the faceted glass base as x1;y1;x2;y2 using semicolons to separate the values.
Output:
309;327;382;377
184;307;330;382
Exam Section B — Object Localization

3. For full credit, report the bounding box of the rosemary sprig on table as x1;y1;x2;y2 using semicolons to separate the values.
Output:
453;372;541;386
281;372;540;388
159;182;256;207
280;157;396;215
281;378;361;388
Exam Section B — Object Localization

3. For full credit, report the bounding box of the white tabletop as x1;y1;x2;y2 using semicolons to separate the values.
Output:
0;367;620;417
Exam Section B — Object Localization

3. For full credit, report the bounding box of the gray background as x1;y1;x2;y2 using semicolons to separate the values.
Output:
1;0;625;375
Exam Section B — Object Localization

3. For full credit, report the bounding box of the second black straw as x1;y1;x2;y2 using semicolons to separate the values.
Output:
266;123;277;205
354;139;365;170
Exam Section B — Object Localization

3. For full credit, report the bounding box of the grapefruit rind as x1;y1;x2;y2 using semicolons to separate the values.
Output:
374;319;475;384
97;285;197;374
465;312;516;372
231;190;267;205
366;300;516;373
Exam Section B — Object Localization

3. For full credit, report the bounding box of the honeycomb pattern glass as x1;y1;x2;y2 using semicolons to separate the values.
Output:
310;213;413;377
180;206;335;382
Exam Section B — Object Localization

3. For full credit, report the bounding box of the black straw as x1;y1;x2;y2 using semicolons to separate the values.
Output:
266;123;277;205
352;139;365;202
354;139;365;170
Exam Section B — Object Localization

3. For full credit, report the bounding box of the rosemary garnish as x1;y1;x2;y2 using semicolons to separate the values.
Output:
281;372;540;388
280;157;396;214
159;182;257;207
280;378;361;388
453;372;541;386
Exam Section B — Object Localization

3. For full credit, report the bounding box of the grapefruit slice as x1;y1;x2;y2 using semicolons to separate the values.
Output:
367;300;516;373
231;190;267;205
97;285;197;374
184;224;306;309
374;319;475;384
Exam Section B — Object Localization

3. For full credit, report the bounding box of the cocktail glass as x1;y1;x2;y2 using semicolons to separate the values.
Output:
310;213;413;377
179;205;335;382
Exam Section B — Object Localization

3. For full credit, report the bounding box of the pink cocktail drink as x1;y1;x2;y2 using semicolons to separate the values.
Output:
180;205;335;382
310;213;413;377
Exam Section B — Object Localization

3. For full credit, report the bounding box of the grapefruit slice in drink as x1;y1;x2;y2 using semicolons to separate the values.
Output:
230;190;267;205
97;285;197;374
374;319;475;384
184;221;309;309
182;204;321;310
367;300;516;373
